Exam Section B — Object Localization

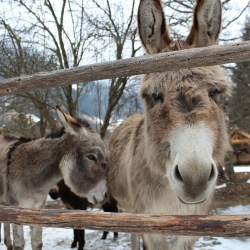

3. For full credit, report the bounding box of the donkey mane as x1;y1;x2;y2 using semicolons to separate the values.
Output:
45;127;66;139
4;135;33;167
3;134;33;143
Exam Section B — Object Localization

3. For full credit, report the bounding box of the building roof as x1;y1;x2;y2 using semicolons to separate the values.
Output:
231;125;250;146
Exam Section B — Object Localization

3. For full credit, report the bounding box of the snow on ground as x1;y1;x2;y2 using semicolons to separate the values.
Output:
234;166;250;172
0;226;131;250
216;183;226;189
1;204;250;250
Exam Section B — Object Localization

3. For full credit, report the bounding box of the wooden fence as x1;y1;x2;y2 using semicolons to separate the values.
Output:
0;206;250;237
0;41;250;96
0;41;250;236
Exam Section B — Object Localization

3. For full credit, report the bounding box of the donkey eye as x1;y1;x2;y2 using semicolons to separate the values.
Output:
86;155;97;162
151;93;164;103
209;89;219;99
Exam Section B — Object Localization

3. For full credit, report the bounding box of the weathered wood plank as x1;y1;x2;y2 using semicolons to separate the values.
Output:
0;41;250;96
0;206;250;236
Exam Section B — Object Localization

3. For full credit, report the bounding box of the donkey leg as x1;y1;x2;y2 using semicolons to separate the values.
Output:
113;232;118;240
142;234;168;250
131;234;140;250
77;229;85;250
4;223;13;250
12;224;25;250
169;235;198;250
101;231;108;240
30;226;42;250
71;229;78;248
101;231;118;241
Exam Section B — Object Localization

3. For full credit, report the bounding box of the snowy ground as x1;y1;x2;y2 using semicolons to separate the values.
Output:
1;204;250;250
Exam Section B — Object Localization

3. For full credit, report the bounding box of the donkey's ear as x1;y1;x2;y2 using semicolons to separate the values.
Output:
138;0;171;54
186;0;222;47
56;105;87;135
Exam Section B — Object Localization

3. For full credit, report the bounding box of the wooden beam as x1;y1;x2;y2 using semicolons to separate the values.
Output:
232;138;250;145
0;41;250;96
0;206;250;236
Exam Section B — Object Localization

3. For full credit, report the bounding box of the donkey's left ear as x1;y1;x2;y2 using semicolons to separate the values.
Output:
186;0;222;47
56;105;87;135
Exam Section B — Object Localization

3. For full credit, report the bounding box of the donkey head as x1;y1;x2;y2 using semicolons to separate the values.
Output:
138;0;231;204
56;105;107;205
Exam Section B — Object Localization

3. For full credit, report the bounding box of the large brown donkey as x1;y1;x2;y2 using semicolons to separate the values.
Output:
0;105;107;250
107;0;231;249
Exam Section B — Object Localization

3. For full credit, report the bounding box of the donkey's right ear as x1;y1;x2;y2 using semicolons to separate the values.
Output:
56;105;88;135
138;0;171;54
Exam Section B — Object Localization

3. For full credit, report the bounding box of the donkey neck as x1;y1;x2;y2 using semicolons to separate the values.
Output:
8;133;77;194
127;116;165;176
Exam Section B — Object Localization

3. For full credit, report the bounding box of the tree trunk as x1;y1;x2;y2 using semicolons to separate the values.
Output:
225;151;237;183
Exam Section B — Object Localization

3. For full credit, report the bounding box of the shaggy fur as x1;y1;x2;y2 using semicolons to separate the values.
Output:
107;0;231;249
0;106;107;250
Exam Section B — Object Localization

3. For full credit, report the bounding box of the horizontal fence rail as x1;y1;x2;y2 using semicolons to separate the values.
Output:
0;41;250;96
0;206;250;237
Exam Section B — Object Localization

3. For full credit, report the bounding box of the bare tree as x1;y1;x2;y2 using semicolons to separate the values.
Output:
0;0;94;136
229;15;250;133
16;0;95;118
163;0;250;41
0;19;59;136
85;0;141;139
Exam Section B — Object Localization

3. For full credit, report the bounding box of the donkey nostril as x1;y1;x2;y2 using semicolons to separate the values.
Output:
208;164;216;182
101;163;106;170
174;165;184;182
